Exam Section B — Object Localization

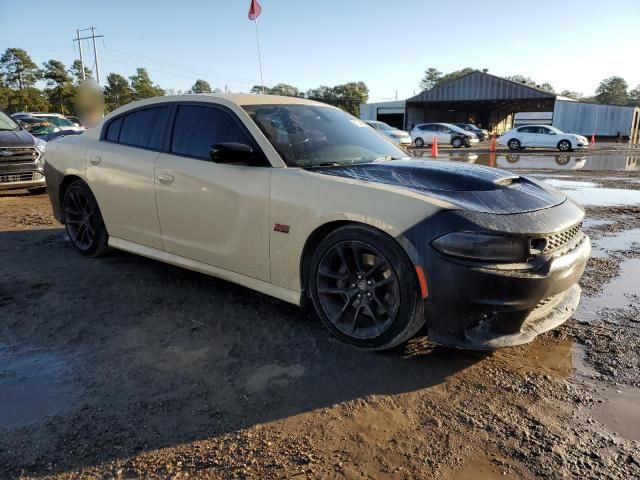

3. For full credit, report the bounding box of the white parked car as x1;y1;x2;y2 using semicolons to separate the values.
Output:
12;112;85;133
498;125;588;152
364;120;411;146
410;123;479;148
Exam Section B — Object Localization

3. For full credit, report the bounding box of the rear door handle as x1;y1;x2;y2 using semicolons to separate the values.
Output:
89;155;101;165
157;173;174;184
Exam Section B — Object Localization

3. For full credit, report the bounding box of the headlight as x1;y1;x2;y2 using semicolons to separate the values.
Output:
432;232;527;262
34;138;47;153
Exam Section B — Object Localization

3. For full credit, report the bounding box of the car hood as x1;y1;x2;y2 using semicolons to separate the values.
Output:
309;159;567;214
0;129;35;148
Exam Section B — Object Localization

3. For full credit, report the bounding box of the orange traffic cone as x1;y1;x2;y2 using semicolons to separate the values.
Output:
489;135;497;152
489;151;496;167
430;136;438;157
590;133;595;147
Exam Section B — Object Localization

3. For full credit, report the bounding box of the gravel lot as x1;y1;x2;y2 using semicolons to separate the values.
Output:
1;165;639;479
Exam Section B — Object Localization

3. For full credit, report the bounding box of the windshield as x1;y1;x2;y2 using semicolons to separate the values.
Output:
244;104;408;167
37;115;74;127
0;111;19;131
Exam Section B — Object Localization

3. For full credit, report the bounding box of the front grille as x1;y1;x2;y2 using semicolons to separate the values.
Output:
530;222;583;255
0;171;38;183
0;146;39;164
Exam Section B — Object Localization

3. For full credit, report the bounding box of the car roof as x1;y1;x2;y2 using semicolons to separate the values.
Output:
32;113;66;117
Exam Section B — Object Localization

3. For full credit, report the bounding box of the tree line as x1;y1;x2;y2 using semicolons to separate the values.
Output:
420;67;640;106
0;47;369;117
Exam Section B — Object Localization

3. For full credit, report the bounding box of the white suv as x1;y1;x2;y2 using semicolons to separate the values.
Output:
410;123;479;148
498;125;588;152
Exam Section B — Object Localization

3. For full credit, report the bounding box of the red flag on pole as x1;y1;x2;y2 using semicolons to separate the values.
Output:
248;0;262;20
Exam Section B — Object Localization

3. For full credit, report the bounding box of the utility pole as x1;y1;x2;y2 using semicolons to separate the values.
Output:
73;27;104;85
91;27;101;86
76;30;86;81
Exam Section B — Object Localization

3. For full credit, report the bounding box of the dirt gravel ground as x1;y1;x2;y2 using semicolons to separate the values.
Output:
1;168;639;480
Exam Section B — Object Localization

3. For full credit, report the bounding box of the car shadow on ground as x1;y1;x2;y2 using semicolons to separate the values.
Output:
0;228;488;476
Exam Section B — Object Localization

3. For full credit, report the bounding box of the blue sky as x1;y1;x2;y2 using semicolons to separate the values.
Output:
1;0;639;100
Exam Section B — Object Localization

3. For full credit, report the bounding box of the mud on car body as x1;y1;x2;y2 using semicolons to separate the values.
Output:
44;94;589;351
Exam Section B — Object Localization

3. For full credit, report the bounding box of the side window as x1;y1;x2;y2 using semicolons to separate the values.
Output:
540;127;551;134
519;126;534;133
118;106;169;150
171;105;253;159
104;116;123;142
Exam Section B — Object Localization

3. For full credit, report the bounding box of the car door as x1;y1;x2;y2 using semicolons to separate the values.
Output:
538;127;557;147
517;126;535;146
437;125;452;144
85;105;169;250
154;102;271;281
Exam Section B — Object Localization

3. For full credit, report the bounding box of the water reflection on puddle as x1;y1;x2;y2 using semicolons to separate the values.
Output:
410;150;640;172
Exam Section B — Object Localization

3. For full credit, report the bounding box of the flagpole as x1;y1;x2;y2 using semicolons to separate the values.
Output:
254;17;264;93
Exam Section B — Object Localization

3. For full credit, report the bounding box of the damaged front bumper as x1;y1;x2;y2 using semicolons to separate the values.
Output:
424;232;590;349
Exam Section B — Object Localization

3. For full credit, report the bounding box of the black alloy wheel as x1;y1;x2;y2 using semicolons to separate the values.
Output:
414;137;424;148
309;225;424;350
558;140;572;152
508;139;521;151
63;181;109;256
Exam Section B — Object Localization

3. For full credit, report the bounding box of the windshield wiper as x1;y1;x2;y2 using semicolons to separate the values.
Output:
373;155;408;162
0;128;18;131
305;161;344;168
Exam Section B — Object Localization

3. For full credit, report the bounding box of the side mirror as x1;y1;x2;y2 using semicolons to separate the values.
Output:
209;142;261;165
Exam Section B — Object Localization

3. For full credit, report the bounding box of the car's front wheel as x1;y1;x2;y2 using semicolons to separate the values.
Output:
308;225;425;350
558;140;572;152
451;138;463;148
63;180;109;257
414;137;424;148
507;139;521;151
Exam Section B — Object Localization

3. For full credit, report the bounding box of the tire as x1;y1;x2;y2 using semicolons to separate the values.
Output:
62;180;109;257
507;139;521;151
308;225;425;351
27;187;47;195
451;138;463;148
558;140;572;152
414;137;424;148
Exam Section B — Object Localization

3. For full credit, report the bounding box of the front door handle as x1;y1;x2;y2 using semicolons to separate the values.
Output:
157;173;174;184
89;155;101;165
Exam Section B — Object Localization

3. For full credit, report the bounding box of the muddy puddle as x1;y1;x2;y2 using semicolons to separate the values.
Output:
572;345;640;442
540;178;640;207
576;257;640;321
0;343;80;427
410;150;640;172
589;228;640;258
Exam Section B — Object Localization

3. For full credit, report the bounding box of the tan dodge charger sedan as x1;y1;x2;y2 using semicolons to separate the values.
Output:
44;94;590;350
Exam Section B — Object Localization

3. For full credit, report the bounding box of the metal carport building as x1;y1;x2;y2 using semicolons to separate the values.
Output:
404;71;557;134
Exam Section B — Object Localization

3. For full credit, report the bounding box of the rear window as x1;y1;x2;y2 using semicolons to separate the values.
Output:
116;106;169;150
104;116;123;142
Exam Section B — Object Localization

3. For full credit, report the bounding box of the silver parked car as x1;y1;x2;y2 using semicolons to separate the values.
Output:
364;120;412;146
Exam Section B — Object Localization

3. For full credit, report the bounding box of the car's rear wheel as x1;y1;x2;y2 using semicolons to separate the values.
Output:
508;139;521;151
414;137;424;148
451;138;463;148
308;225;424;350
27;187;47;195
63;180;109;257
558;140;572;152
